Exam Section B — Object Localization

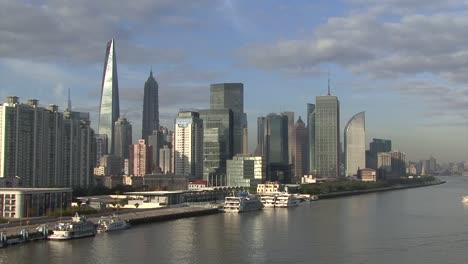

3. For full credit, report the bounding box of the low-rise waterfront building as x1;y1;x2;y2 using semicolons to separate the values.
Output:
142;174;189;191
358;168;377;182
257;182;284;194
0;188;72;218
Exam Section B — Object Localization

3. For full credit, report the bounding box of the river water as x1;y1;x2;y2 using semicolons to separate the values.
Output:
1;176;468;264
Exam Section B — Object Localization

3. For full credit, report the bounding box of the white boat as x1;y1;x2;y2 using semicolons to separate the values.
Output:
49;213;96;240
274;193;299;208
462;196;468;203
260;194;277;208
97;214;130;233
223;194;264;213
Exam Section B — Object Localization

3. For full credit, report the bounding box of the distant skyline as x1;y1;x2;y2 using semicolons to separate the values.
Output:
0;0;467;162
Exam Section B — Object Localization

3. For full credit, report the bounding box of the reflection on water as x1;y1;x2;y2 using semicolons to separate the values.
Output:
2;176;468;264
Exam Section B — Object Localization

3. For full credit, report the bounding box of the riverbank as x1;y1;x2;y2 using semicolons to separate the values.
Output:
317;180;446;199
0;206;220;238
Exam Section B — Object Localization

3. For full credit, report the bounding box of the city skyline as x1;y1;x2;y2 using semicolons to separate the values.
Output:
0;1;467;162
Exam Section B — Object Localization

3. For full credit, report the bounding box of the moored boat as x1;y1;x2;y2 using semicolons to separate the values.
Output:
274;193;299;208
97;214;130;233
223;193;264;213
49;213;96;240
260;194;277;208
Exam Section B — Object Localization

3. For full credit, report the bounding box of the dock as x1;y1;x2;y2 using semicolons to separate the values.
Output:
0;206;221;244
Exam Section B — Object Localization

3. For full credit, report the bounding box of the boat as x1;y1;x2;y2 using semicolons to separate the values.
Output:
49;213;96;240
260;194;277;208
223;193;264;213
4;229;28;245
274;193;299;208
462;196;468;203
97;214;130;233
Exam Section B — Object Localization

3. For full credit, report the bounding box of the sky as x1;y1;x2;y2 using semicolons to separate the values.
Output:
0;0;467;163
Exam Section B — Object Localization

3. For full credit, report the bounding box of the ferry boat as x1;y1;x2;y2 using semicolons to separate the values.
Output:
260;194;277;208
49;213;96;240
274;193;299;208
97;214;130;233
223;194;264;213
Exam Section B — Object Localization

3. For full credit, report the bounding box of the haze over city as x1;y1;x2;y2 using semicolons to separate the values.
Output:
0;0;467;162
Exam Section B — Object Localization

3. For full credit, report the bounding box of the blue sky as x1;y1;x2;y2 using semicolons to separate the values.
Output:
0;0;467;163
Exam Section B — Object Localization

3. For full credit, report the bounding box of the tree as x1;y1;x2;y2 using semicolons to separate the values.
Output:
134;203;140;209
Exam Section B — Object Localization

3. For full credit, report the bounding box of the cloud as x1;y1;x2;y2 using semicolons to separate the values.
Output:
0;0;213;65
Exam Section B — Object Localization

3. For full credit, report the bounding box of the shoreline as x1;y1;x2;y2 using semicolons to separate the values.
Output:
317;180;446;199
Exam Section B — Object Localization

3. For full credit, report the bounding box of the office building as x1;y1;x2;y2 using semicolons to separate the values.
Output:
173;110;203;180
315;95;340;178
95;134;108;165
391;151;406;178
114;117;132;160
142;70;159;143
200;109;233;186
344;112;366;177
147;130;160;173
210;83;247;155
98;39;120;154
281;111;295;166
369;138;392;154
293;117;307;182
226;156;261;187
307;104;316;173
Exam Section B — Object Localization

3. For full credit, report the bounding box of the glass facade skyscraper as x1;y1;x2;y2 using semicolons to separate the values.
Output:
315;95;340;178
142;70;159;141
344;112;365;177
98;39;120;155
210;83;247;155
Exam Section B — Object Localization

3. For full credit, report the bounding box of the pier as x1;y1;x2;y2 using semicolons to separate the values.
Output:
0;206;221;245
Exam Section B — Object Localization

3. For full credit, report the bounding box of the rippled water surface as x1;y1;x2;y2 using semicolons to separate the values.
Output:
2;176;468;264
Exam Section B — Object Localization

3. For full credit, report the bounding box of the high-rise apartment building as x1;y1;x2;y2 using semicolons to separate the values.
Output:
141;70;159;142
344;112;366;177
114;117;132;160
293;117;307;182
315;95;340;178
199;109;233;185
210;83;247;155
0;96;95;188
130;139;152;176
173;110;203;180
98;39;120;155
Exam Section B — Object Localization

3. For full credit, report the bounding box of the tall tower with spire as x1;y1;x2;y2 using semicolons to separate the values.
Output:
98;38;120;154
142;69;159;142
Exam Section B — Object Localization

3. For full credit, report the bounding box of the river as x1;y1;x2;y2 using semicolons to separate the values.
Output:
1;176;467;264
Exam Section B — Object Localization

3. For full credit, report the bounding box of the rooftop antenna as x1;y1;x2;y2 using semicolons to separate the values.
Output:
67;87;72;111
327;70;331;96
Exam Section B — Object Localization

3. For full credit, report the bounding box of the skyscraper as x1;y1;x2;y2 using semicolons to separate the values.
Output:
98;39;120;155
199;109;233;185
293;117;307;182
369;138;392;154
315;95;340;178
307;104;316;173
281;111;295;166
344;112;365;177
173;110;203;180
114;117;132;160
141;70;159;141
210;83;247;155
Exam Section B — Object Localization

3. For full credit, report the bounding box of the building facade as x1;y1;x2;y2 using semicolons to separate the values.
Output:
293;117;307;182
98;39;120;155
173;110;203;180
114;116;132;160
307;104;316;173
141;70;159;142
315;95;340;178
199;109;233;186
130;139;152;176
344;112;366;177
210;83;247;155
